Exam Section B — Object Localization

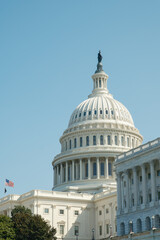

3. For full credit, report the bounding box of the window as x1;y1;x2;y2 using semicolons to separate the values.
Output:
100;162;104;176
100;110;102;114
59;209;64;215
99;79;101;88
99;210;102;215
96;80;98;88
158;191;160;200
157;170;160;176
86;136;89;146
111;110;114;115
115;136;118;145
65;141;67;151
106;224;109;234
75;210;79;215
131;178;134;184
80;137;83;147
93;135;96;145
84;112;86;116
149;193;152;202
148;173;151;179
106;208;109;214
108;135;111;145
93;162;97;176
132;139;134;148
74;138;77;148
69;140;72;149
44;208;49;214
85;163;88;178
75;114;77;119
140;196;143;204
89;111;91;115
108;162;112;176
79;113;81;117
140;176;142;182
60;225;64;235
99;225;102;236
74;226;79;236
121;136;124;146
68;166;71;181
124;181;126;187
100;135;104;145
127;137;129;147
106;110;108;114
94;110;97;115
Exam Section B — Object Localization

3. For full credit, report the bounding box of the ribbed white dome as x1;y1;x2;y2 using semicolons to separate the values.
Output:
68;94;134;128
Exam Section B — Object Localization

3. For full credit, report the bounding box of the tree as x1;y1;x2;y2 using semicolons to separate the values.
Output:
11;205;56;240
0;215;15;240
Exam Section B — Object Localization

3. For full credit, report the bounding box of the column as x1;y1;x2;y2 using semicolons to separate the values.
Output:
72;160;75;181
125;170;129;211
76;162;79;180
66;161;68;182
133;167;138;207
60;163;63;183
88;158;91;179
141;164;147;205
53;166;56;186
80;159;82;180
105;157;109;179
150;161;156;202
117;172;122;213
97;157;100;179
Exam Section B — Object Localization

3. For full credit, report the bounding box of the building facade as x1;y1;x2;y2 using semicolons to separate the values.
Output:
115;138;160;237
0;52;143;240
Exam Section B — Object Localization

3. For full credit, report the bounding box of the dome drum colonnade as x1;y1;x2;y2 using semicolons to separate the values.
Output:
52;51;143;193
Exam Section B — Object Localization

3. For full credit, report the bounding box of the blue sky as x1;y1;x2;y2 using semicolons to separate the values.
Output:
0;1;160;197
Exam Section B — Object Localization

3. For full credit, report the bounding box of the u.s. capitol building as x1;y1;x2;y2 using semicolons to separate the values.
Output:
2;52;157;240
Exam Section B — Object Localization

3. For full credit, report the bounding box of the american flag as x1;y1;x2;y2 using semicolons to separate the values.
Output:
5;179;14;187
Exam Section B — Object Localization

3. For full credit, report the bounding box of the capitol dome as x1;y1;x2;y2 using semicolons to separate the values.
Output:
52;52;143;193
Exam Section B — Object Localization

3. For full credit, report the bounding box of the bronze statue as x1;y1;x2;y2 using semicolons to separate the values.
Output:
98;51;102;63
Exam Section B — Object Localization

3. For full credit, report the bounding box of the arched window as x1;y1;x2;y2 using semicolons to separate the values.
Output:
86;136;89;146
120;222;125;236
80;137;83;147
100;162;104;176
93;135;96;145
137;219;142;233
128;221;133;234
100;135;104;145
93;162;97;176
69;140;72;149
145;217;151;231
115;136;118;145
108;135;111;145
74;138;77;148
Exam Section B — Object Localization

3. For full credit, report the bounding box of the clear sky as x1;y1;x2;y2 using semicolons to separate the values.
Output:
0;1;160;198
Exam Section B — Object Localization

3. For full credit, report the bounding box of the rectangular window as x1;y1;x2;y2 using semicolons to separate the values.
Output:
74;138;77;148
100;162;104;176
93;162;97;176
121;136;124;146
108;135;111;145
93;135;96;145
44;208;49;214
108;162;112;176
140;176;142;182
85;163;88;178
149;193;152;202
74;226;79;236
68;166;71;181
140;196;143;204
157;170;160;176
124;181;126;187
127;137;129;147
86;136;89;146
100;135;104;145
75;210;79;215
59;209;64;215
69;140;72;149
115;136;118;145
99;225;102;236
99;210;102;215
106;224;109;234
148;173;151;179
158;192;160;200
80;137;83;147
60;225;64;235
106;208;109;214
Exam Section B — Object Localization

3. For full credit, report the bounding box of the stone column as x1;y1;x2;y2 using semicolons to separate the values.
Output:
117;172;122;213
133;167;138;207
105;157;109;179
88;158;91;179
150;161;156;203
60;163;63;183
80;159;82;180
141;164;147;205
97;157;100;179
125;170;129;211
66;161;68;182
72;160;75;181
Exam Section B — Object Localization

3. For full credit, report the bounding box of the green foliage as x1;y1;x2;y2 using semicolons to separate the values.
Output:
11;205;56;240
0;215;15;240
